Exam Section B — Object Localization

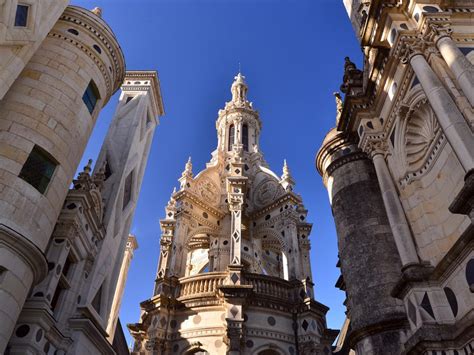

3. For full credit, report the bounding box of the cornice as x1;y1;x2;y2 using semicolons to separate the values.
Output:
122;70;165;117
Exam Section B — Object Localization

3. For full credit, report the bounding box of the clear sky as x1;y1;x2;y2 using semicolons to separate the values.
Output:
71;0;362;346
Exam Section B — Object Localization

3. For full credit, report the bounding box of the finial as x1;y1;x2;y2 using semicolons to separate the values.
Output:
83;159;93;174
167;187;177;210
91;7;102;17
185;156;192;171
283;159;290;176
281;159;295;191
238;62;241;74
181;157;193;178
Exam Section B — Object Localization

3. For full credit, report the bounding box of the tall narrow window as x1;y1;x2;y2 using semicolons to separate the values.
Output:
82;80;100;114
228;124;235;151
51;253;74;313
15;5;29;27
123;171;133;209
19;146;57;194
242;124;249;152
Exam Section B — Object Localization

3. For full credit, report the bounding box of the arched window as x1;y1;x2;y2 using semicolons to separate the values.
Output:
228;124;235;151
242;124;249;152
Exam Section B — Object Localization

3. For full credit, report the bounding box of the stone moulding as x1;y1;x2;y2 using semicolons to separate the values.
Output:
0;223;48;285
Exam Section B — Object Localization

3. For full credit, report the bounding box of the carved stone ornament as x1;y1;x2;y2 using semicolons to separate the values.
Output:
430;24;453;40
254;180;278;207
399;36;431;64
196;177;220;205
365;139;389;158
404;100;440;172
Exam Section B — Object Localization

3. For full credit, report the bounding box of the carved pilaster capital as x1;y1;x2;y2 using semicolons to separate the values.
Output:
430;23;453;43
364;139;389;159
399;36;430;64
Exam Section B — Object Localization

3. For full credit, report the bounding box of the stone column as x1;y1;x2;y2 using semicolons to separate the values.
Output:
106;235;138;342
370;146;420;268
406;49;474;172
432;26;474;107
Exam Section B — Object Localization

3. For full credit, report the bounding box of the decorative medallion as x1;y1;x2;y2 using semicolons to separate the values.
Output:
196;177;219;205
254;180;278;207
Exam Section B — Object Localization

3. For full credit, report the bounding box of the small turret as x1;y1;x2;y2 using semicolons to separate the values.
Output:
231;72;248;104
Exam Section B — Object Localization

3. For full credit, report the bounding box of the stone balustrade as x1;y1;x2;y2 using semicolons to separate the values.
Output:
178;272;227;299
177;272;298;302
245;273;296;301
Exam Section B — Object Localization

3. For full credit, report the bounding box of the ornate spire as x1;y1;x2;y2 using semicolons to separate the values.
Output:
179;157;193;190
280;159;295;191
231;72;248;104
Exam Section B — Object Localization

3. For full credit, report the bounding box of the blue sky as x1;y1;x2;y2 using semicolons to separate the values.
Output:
71;0;362;345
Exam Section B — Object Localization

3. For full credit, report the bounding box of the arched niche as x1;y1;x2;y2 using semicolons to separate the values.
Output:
257;229;289;279
185;233;211;276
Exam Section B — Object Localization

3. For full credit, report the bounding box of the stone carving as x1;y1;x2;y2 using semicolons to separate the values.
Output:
404;100;440;171
254;180;278;207
196;177;220;205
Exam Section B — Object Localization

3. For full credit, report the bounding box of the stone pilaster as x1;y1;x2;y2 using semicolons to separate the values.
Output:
365;141;421;269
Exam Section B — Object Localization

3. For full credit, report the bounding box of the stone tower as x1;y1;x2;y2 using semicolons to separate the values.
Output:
4;70;164;354
317;1;474;353
0;5;124;352
129;74;338;354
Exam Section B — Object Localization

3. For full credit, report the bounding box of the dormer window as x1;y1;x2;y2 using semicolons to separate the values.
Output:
242;124;249;152
228;124;235;151
15;5;29;27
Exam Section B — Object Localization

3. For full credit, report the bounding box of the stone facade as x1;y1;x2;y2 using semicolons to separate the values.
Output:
129;74;338;355
317;1;474;354
0;5;164;354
